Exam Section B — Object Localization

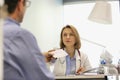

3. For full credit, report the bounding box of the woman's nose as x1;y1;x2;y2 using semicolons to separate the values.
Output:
66;35;70;38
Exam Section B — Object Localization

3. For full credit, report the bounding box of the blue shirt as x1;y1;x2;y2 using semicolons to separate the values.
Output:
3;18;54;80
66;55;76;75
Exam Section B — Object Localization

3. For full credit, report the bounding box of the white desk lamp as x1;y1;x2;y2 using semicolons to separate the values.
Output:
81;37;106;48
88;1;112;24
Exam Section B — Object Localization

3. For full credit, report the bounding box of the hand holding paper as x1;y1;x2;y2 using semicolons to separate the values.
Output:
50;49;68;58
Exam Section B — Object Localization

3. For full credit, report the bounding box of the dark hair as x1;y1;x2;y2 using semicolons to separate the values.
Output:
4;0;19;14
4;0;26;14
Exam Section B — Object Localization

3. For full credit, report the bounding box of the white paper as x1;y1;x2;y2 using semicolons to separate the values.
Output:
83;72;97;75
50;49;68;58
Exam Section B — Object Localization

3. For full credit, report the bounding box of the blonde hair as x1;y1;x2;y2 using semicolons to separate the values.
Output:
60;25;81;49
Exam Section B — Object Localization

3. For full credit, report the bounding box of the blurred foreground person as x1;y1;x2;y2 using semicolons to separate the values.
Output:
3;0;54;80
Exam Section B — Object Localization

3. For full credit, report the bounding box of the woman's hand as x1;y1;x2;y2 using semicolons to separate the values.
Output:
76;67;85;75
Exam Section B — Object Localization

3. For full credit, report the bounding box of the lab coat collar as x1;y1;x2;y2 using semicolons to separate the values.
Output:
75;50;81;60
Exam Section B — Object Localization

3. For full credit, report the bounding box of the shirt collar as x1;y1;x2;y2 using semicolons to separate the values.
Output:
66;54;76;60
65;49;76;59
5;17;20;26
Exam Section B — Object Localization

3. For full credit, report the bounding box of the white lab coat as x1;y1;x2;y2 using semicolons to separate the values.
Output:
53;49;92;76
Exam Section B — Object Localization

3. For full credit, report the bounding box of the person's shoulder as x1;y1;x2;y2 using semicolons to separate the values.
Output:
79;50;88;57
3;18;34;38
20;28;33;36
16;28;36;41
4;27;35;42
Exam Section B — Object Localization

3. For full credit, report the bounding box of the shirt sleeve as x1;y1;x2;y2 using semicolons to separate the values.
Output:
4;29;54;80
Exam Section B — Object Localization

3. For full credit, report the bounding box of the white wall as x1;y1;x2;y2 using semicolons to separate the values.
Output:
64;1;120;67
22;0;64;52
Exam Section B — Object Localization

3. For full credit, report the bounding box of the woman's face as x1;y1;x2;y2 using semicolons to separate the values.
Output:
62;28;76;48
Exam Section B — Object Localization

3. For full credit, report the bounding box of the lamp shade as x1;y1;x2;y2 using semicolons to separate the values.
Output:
88;1;112;24
0;0;4;7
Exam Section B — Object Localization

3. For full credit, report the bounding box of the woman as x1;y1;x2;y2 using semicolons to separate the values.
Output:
51;25;92;76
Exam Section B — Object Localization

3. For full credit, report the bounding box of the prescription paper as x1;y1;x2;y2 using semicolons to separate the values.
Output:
51;49;68;58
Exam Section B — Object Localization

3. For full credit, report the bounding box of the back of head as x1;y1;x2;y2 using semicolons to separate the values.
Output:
4;0;27;23
4;0;19;14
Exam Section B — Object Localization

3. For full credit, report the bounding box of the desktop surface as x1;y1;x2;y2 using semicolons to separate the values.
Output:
55;74;106;80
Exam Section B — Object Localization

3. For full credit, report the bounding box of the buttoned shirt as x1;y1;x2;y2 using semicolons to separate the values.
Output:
66;55;76;75
3;18;54;80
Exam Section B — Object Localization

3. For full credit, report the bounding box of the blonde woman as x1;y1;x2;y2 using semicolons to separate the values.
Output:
52;25;92;76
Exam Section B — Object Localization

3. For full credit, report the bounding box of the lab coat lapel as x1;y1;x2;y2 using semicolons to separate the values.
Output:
75;50;81;72
60;57;66;75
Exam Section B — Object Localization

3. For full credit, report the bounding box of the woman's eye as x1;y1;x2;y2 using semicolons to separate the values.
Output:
70;33;74;36
63;33;74;37
63;34;67;37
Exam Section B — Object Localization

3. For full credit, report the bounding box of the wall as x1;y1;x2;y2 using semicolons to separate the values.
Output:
64;1;120;67
22;0;64;52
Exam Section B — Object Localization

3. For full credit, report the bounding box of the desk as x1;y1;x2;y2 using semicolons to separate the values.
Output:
55;74;106;80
